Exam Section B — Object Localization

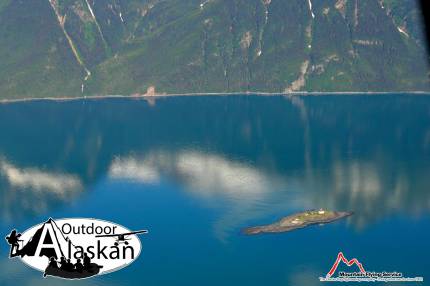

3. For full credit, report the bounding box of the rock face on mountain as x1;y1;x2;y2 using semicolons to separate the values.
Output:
0;0;428;98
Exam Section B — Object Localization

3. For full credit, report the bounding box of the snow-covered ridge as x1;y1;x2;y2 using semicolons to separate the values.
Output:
308;0;315;18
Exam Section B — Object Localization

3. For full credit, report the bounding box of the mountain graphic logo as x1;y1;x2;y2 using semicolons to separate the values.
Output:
8;218;75;260
326;252;366;278
5;218;148;280
320;251;424;283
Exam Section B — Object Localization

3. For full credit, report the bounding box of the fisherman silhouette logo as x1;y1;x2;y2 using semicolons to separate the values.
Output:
5;218;148;280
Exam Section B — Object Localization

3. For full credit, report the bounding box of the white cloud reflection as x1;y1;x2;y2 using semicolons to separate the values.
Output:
0;160;82;196
333;161;381;200
0;158;82;221
108;150;292;240
109;157;160;184
174;151;272;198
107;149;430;239
109;150;282;200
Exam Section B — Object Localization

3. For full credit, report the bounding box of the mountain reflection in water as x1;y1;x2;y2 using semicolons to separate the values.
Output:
0;95;429;233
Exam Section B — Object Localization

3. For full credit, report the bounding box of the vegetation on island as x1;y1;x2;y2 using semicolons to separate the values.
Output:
243;210;353;234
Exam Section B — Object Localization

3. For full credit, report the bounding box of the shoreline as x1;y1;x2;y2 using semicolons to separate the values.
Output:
1;91;430;104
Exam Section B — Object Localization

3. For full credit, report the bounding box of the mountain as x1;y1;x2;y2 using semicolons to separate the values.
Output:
0;0;429;99
17;219;71;259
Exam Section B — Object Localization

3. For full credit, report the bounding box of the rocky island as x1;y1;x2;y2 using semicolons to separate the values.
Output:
243;209;353;235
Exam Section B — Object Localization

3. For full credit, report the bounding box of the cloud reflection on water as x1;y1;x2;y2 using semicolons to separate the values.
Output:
1;96;430;238
107;149;430;239
109;156;160;184
0;158;82;221
1;159;81;195
109;150;282;199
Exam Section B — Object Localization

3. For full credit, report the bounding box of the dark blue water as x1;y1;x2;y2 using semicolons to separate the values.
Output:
0;95;429;285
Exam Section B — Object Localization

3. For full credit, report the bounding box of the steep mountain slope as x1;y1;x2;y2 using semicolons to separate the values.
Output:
0;0;84;98
0;0;428;98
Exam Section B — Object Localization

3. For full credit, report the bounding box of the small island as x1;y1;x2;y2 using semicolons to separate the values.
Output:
243;209;353;235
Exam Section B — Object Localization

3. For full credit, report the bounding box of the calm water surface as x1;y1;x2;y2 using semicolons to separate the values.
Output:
0;95;429;285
